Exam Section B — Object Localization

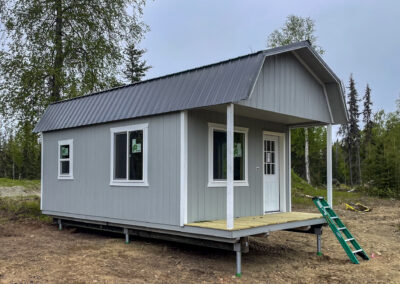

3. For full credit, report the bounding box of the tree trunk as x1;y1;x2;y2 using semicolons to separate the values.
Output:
348;146;353;186
305;128;311;185
335;142;338;179
51;0;64;102
356;143;362;185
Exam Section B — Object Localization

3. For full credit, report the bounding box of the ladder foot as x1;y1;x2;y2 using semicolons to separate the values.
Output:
317;252;323;256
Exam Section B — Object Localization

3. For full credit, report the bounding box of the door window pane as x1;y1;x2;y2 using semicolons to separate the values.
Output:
264;139;276;175
213;130;245;181
114;133;127;179
128;130;143;180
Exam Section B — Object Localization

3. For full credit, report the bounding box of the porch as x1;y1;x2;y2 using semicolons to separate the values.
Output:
186;212;324;231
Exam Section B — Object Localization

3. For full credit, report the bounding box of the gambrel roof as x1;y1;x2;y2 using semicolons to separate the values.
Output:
34;41;346;133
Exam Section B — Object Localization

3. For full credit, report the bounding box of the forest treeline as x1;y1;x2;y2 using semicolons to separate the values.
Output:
291;77;400;198
1;74;399;198
0;8;399;199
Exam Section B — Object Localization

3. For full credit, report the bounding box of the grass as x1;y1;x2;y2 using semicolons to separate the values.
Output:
0;195;51;223
291;171;364;207
0;178;40;190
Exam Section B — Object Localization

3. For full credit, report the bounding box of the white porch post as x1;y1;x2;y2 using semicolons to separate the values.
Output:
180;111;188;226
227;103;234;229
288;128;292;212
327;124;333;207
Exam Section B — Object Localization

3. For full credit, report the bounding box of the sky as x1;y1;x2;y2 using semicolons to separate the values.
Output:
140;0;400;114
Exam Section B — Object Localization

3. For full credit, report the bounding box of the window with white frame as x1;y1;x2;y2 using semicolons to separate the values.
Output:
208;123;248;187
58;139;73;179
110;124;148;186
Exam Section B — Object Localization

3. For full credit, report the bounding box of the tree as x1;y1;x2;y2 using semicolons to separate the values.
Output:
363;84;373;143
304;128;311;184
339;75;361;185
268;15;324;185
123;42;151;84
267;15;324;55
0;0;148;123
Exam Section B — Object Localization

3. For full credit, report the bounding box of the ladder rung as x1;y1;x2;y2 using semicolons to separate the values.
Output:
324;206;331;209
352;249;363;254
345;238;355;242
338;227;346;231
331;216;338;220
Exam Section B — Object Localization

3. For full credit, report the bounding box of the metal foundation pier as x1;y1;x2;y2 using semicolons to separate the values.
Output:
54;217;323;276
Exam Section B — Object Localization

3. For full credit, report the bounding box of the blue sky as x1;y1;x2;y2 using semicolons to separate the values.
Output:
140;0;400;114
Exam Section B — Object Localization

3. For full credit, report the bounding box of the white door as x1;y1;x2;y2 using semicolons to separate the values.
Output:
263;135;280;212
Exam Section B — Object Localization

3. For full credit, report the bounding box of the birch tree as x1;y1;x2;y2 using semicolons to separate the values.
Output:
267;15;324;184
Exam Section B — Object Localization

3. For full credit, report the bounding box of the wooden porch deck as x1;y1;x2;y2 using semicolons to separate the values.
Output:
186;212;322;231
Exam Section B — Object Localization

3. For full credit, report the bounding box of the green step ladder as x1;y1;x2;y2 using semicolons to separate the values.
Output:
312;197;369;264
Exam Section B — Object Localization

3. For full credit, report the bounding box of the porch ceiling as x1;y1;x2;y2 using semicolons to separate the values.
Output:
186;212;323;231
200;104;324;126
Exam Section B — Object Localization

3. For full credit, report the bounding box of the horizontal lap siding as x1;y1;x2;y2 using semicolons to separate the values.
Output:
241;53;331;123
42;113;181;226
187;109;286;222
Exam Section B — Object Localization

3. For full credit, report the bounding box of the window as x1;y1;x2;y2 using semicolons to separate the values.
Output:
58;139;73;179
110;124;148;186
264;140;275;175
208;123;248;187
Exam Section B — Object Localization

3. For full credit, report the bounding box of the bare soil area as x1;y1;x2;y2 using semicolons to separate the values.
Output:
0;186;40;198
0;199;399;283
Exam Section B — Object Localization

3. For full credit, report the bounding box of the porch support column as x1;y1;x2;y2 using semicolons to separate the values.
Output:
287;128;292;212
327;124;333;208
227;103;234;230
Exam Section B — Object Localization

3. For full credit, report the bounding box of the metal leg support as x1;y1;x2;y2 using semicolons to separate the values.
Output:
124;228;130;244
58;219;62;231
317;233;322;256
234;243;241;277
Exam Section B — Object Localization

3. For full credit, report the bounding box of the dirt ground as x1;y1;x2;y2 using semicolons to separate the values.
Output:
0;186;40;198
0;199;399;283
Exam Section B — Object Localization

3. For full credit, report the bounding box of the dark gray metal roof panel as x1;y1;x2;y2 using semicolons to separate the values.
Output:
34;51;265;132
34;41;344;132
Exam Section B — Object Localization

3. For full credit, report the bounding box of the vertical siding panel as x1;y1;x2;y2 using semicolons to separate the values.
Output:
240;53;331;123
42;113;181;226
186;109;286;222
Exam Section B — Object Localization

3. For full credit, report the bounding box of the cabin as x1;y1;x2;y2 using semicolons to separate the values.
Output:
33;41;347;276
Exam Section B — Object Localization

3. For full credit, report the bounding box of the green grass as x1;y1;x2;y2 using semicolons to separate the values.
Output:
0;178;40;189
0;195;51;222
291;171;363;207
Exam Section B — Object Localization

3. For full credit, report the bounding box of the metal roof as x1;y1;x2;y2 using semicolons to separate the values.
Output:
33;41;343;133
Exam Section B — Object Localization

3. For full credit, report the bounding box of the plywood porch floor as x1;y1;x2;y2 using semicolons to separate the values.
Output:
186;212;322;231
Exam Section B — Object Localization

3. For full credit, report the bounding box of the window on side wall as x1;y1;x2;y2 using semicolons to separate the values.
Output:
110;124;148;186
58;139;73;179
208;123;248;187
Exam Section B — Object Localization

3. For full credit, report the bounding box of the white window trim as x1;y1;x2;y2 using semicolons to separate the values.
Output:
207;122;249;187
58;139;73;180
110;123;149;187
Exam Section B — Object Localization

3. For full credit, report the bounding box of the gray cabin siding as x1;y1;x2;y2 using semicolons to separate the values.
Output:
187;109;287;223
240;53;332;123
42;112;181;226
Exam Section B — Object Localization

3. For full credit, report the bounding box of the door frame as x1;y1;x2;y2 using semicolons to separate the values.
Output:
262;131;287;213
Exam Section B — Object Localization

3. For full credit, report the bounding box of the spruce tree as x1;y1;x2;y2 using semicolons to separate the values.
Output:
363;84;373;143
123;43;151;84
339;75;361;185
